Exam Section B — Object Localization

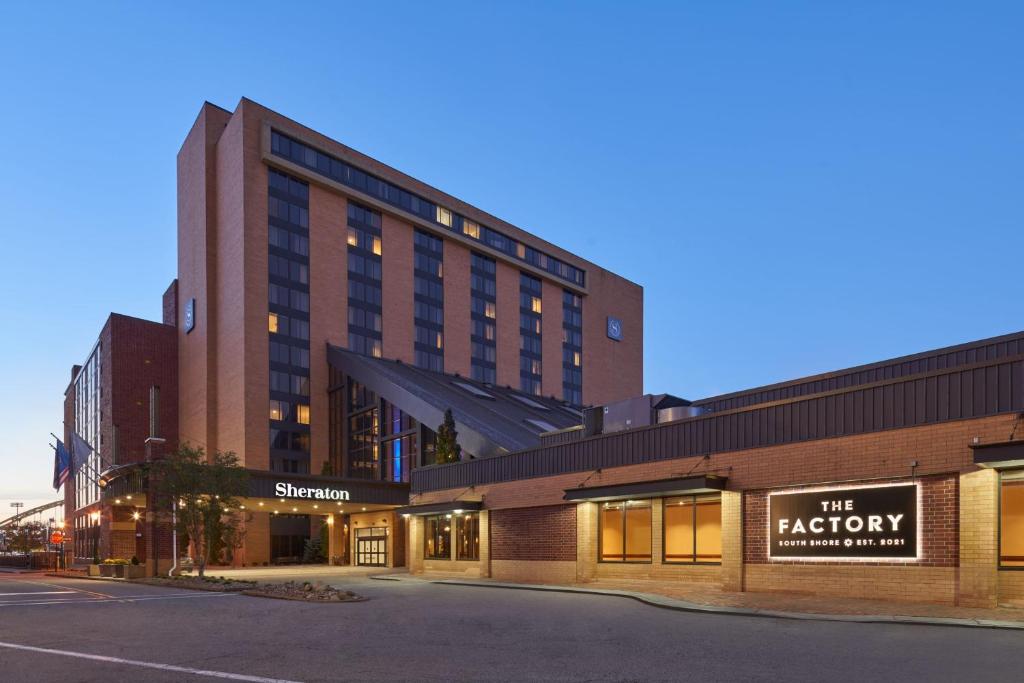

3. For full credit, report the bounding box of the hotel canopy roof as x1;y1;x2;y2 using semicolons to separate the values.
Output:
327;345;583;459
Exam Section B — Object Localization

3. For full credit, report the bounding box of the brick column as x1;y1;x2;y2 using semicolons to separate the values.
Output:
575;502;597;582
479;510;491;578
721;491;743;592
958;469;999;607
408;516;423;574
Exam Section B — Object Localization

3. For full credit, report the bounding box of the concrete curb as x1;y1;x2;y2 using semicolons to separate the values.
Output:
370;575;1024;631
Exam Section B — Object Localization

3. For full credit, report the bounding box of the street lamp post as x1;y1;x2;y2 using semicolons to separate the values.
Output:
90;510;101;563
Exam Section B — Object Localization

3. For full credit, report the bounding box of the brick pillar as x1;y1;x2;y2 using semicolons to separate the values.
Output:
958;469;999;607
721;490;743;592
408;516;423;574
575;502;597;582
479;511;490;578
327;513;346;565
244;512;271;567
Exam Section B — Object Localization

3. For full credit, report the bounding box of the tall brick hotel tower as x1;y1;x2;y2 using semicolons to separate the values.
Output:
63;98;643;570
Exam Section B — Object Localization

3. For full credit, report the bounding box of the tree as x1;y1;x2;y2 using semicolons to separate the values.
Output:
435;408;462;464
152;444;248;578
6;522;46;554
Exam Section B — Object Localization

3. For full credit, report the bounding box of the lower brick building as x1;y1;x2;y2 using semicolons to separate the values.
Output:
403;331;1024;607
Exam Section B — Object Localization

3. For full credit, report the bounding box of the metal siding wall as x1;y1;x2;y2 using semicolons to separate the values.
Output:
697;334;1024;413
412;354;1024;493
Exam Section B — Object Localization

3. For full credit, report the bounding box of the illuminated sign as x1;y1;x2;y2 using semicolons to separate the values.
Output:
274;482;350;501
768;482;919;560
184;298;196;334
607;317;622;341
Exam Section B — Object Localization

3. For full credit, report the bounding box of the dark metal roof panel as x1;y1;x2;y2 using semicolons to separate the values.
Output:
413;354;1024;493
694;331;1024;414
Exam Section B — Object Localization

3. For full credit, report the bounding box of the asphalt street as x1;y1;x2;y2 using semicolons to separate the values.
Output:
0;573;1022;682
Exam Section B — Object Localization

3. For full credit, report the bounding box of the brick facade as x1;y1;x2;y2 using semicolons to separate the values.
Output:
490;505;577;562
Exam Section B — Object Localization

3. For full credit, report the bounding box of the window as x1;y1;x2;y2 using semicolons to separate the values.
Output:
463;219;480;239
269;400;286;421
436;206;453;227
1001;475;1024;568
424;514;451;559
600;501;652;562
664;496;722;563
296;404;310;425
456;513;480;560
268;312;279;333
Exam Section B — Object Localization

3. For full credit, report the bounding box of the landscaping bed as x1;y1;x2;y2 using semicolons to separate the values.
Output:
242;580;365;603
134;575;258;592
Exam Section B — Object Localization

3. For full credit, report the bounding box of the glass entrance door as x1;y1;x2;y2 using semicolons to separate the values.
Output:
355;527;388;566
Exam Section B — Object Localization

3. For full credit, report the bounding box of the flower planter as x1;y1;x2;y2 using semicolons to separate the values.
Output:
88;564;101;577
113;565;126;578
126;565;146;579
99;564;114;577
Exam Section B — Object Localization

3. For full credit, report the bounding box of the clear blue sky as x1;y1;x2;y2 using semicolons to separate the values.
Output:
1;2;1021;512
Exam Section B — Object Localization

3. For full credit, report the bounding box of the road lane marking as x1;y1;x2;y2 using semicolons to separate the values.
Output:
0;640;303;682
0;591;76;596
0;592;238;607
12;578;114;599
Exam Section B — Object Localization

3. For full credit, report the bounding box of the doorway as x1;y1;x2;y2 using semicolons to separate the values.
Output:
355;527;388;567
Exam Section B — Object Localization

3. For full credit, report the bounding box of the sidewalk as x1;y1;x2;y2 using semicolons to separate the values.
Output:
374;574;1024;631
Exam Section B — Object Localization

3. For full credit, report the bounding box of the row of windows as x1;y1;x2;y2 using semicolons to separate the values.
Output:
269;225;309;257
347;226;381;255
413;229;445;373
270;341;310;369
415;349;444;373
348;280;383;307
269;400;310;425
562;288;583;406
348;307;382;333
414;277;444;301
270;370;310;397
348;202;383;360
468;252;497;387
600;497;722;564
269;283;310;313
415;301;444;326
414;252;443;279
269;312;309;340
424;513;480;561
270;428;311;454
348;252;382;280
272;130;586;287
269;253;309;285
519;273;543;396
349;333;383;358
269;171;311;461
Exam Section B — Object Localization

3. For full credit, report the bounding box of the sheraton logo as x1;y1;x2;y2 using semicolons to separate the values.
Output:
768;482;918;560
274;482;351;501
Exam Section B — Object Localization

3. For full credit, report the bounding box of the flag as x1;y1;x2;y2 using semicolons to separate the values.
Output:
71;432;93;476
53;440;71;490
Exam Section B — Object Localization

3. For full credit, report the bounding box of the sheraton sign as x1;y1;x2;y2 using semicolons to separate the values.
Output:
275;482;351;501
768;482;919;560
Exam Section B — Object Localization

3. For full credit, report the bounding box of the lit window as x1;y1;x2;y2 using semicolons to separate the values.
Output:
268;312;279;333
372;236;382;256
436;206;452;227
463;220;480;239
456;513;480;561
371;340;383;358
296;404;310;425
484;302;496;319
347;228;358;247
1001;476;1024;568
600;500;652;562
531;297;542;314
664;497;721;563
516;243;526;259
424;514;451;559
573;351;582;367
269;400;285;421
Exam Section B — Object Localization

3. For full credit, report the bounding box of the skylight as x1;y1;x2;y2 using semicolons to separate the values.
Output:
510;394;549;411
451;381;494;400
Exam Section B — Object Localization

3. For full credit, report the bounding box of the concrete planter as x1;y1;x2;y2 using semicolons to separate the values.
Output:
88;564;101;577
126;565;146;579
112;565;126;578
99;564;114;577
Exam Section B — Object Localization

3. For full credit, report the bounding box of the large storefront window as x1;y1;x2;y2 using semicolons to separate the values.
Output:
424;514;451;559
456;513;480;560
600;501;652;562
664;496;722;563
1001;476;1024;568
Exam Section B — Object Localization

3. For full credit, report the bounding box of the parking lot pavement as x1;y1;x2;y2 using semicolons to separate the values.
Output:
2;573;1024;682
